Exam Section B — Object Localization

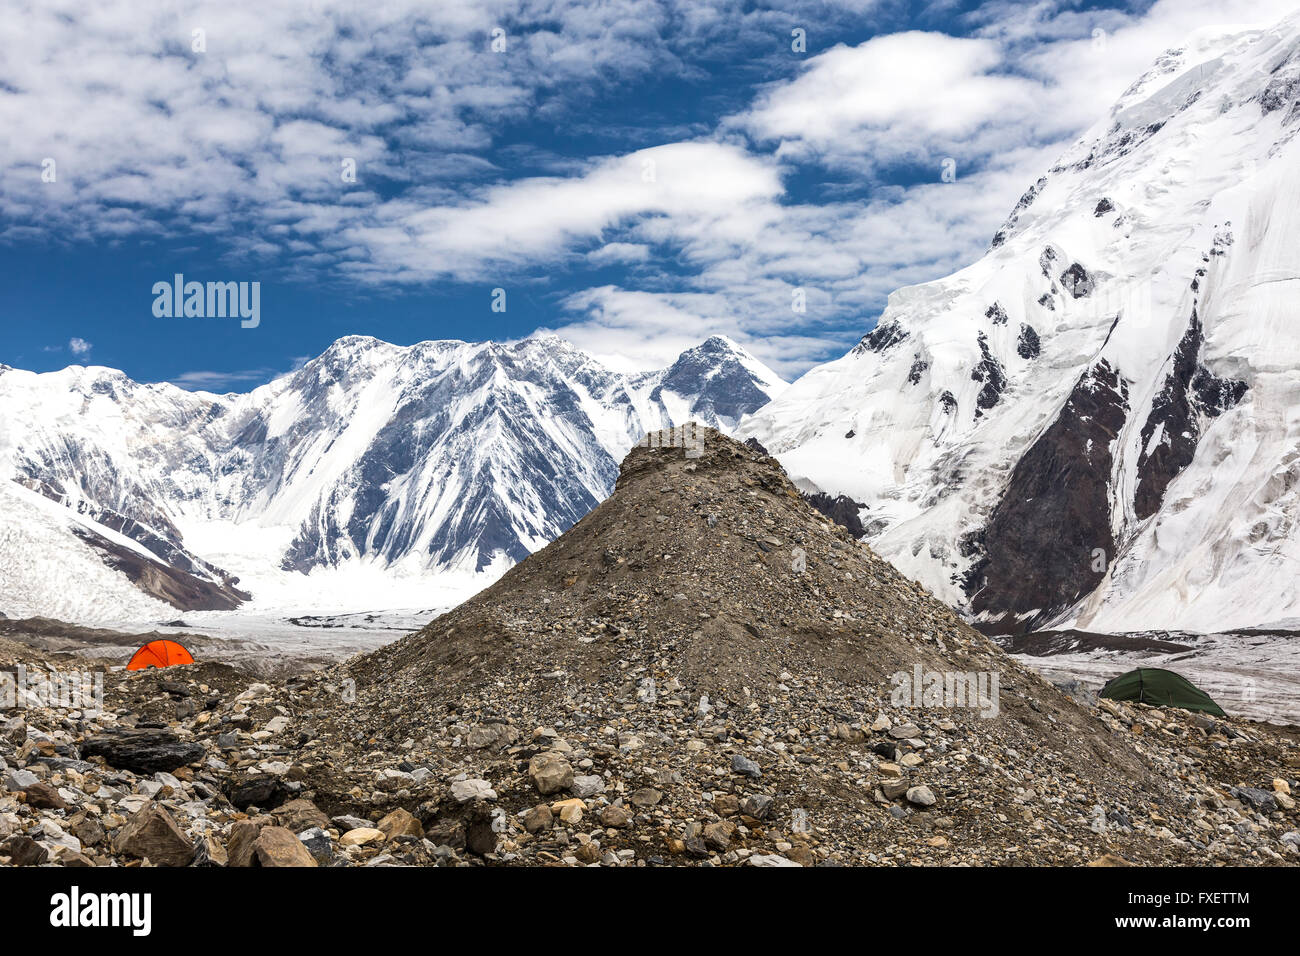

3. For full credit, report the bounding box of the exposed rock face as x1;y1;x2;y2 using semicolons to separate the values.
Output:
1017;324;1041;360
857;320;907;353
970;333;1007;417
802;492;866;538
964;362;1129;631
1135;311;1247;520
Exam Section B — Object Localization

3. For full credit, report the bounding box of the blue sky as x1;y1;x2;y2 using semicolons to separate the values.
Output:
2;0;1294;388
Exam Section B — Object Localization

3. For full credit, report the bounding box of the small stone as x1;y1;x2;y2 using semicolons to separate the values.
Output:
600;805;631;828
740;794;774;819
571;774;605;798
451;778;497;802
523;804;554;833
749;853;801;867
23;781;67;810
298;827;333;864
881;779;910;800
905;785;936;807
3;768;39;792
2;835;49;866
340;827;385;847
193;832;227;867
703;819;735;850
629;787;663;808
377;808;424;840
529;752;575;795
551;798;585;825
731;754;761;778
271;798;330;832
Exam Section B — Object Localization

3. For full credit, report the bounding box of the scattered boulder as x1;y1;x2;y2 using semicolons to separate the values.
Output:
80;729;205;775
114;803;196;867
528;752;574;795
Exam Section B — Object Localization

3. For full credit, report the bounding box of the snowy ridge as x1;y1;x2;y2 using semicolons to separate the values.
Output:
0;334;784;617
741;10;1300;634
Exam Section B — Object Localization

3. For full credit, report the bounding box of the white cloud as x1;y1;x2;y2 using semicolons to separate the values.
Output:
6;0;1297;377
737;32;1049;169
68;338;92;356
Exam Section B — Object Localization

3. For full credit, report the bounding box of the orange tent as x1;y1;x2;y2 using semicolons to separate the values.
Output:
126;639;195;671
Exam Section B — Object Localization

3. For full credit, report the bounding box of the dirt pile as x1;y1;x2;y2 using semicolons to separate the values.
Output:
1;430;1297;867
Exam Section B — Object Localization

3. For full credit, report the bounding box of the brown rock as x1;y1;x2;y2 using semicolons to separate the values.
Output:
3;835;49;866
194;832;228;867
73;817;105;847
252;826;318;867
114;803;195;867
702;819;735;851
599;805;631;828
523;803;554;834
377;808;424;840
629;787;663;808
1087;853;1134;867
23;781;67;810
786;844;816;866
271;798;330;833
714;794;740;816
226;820;261;867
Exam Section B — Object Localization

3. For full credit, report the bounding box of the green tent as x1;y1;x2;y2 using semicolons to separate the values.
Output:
1099;667;1226;717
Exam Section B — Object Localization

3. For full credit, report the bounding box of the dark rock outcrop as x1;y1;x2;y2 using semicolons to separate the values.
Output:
963;361;1129;632
803;492;866;538
80;729;206;774
1134;311;1247;519
971;334;1007;417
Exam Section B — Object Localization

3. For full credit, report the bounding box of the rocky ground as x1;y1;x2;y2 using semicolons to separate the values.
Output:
1;432;1297;867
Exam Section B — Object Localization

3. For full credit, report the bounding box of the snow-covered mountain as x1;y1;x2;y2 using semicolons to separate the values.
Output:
0;333;784;618
741;12;1300;636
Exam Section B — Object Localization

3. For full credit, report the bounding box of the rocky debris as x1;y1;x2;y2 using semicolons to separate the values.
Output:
0;431;1296;869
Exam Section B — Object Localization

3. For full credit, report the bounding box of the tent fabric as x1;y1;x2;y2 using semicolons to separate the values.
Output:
126;639;195;671
1099;667;1226;717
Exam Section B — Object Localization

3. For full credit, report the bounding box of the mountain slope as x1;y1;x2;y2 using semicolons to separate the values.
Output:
741;12;1300;634
0;334;785;616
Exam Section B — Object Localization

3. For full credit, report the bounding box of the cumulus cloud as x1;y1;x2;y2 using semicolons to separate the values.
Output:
5;0;1295;376
68;338;92;356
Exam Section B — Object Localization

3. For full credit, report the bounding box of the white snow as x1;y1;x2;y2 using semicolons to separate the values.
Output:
741;10;1300;634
